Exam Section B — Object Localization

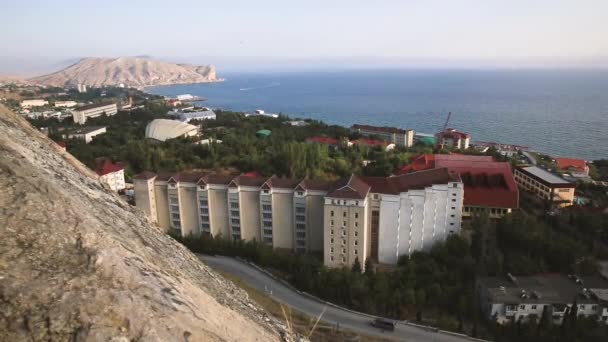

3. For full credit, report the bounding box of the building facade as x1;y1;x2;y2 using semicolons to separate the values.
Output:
514;165;575;207
20;99;48;108
72;103;117;124
65;126;107;143
351;124;415;147
476;274;608;325
134;169;464;267
94;157;125;192
435;128;471;150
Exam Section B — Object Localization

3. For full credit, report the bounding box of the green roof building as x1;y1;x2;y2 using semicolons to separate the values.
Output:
256;129;271;137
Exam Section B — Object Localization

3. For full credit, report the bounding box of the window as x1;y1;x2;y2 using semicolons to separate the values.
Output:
201;223;210;231
170;205;179;212
263;237;272;243
342;248;346;254
354;231;358;237
171;213;180;220
451;207;456;210
230;202;239;209
199;185;206;190
450;214;455;218
263;213;272;219
296;207;305;213
531;305;537;310
262;204;272;211
263;221;272;227
519;305;525;310
200;208;209;214
341;239;346;245
355;222;358;227
296;240;305;247
354;240;358;246
330;229;334;235
330;247;334;253
230;210;239;217
263;189;269;194
296;215;306;222
231;218;240;225
450;223;454;226
297;191;304;196
296;232;305;238
330;220;334;226
200;216;209;223
199;199;208;206
263;229;272;235
453;183;458;188
342;230;346;236
452;193;456;196
343;212;347;217
330;238;334;244
330;210;334;217
592;305;598;311
330;256;334;261
579;305;585;310
355;213;359;219
296;223;306;230
354;249;358;255
343;221;347;227
355;201;359;206
452;199;456;202
342;257;346;263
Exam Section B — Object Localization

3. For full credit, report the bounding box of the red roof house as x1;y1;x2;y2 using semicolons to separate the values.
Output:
305;136;339;145
555;158;588;175
94;157;124;176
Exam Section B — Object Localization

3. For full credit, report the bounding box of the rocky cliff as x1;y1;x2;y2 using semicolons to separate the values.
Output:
29;57;218;87
0;105;290;341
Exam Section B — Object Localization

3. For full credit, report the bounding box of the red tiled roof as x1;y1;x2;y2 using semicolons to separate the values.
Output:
264;176;302;189
297;179;333;191
305;136;338;145
201;174;234;185
364;168;457;195
327;175;370;199
397;154;436;174
231;175;268;187
435;157;518;209
352;139;387;147
242;171;262;178
134;171;157;180
94;157;124;176
352;124;412;135
555;158;587;173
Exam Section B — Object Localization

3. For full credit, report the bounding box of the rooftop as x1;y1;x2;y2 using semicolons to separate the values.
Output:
71;126;106;134
94;157;124;176
74;102;116;111
518;165;574;187
555;157;587;173
326;174;371;199
365;168;458;195
305;136;338;145
352;124;412;135
478;274;608;305
436;128;470;139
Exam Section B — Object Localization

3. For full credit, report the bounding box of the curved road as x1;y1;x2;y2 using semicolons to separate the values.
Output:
200;255;478;342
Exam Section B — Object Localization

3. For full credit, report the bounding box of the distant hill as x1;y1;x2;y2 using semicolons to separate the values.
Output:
29;57;218;87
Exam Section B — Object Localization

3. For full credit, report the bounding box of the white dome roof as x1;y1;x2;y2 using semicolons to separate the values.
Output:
145;119;198;142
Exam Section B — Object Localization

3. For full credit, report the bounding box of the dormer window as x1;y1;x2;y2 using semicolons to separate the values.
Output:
199;185;205;190
263;189;270;194
297;191;304;196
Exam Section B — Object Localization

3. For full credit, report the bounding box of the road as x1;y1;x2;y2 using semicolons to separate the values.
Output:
522;151;537;165
201;255;477;342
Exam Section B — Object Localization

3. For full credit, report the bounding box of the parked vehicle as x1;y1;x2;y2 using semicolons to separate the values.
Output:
371;318;395;331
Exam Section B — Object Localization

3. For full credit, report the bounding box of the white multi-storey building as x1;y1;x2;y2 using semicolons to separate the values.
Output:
94;157;125;192
72;103;117;124
134;169;464;268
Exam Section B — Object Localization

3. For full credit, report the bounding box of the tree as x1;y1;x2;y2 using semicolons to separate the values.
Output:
351;257;362;273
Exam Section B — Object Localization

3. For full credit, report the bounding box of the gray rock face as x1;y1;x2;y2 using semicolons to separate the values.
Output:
28;57;218;87
0;105;288;341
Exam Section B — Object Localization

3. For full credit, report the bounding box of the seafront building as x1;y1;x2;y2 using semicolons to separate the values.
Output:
351;124;415;147
513;165;575;207
134;169;464;267
554;157;589;178
168;108;217;123
435;128;471;150
72;103;117;124
476;274;608;325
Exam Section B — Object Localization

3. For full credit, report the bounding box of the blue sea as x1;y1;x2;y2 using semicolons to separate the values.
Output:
147;70;608;160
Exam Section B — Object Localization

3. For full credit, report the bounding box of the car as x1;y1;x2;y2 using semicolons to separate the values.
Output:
371;318;396;331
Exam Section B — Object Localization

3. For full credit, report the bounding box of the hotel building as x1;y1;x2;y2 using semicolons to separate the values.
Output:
72;103;117;124
513;165;575;207
435;128;471;150
351;124;415;147
134;169;464;267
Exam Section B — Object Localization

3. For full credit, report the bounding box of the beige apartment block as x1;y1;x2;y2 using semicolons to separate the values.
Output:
514;165;575;207
351;124;415;147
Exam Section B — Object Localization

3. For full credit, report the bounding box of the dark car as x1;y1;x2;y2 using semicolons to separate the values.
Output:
371;318;396;331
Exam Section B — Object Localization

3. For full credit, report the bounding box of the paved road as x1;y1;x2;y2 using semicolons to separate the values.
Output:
201;255;477;342
522;151;537;165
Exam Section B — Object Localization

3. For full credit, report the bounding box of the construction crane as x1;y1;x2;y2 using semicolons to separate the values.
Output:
436;112;452;151
441;111;452;132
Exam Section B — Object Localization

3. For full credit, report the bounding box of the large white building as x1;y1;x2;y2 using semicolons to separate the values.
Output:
20;99;48;108
145;119;199;142
72;103;117;124
168;108;216;123
65;126;107;144
351;124;415;147
134;168;463;268
54;100;78;108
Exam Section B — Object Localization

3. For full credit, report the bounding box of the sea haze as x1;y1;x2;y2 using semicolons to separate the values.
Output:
147;69;608;160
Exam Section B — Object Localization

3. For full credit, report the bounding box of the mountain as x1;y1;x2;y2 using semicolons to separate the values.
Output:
29;57;218;87
0;105;290;341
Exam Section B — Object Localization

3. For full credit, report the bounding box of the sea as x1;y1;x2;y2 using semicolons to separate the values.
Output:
146;69;608;160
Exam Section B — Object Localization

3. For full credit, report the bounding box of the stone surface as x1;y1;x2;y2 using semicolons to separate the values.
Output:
0;105;290;341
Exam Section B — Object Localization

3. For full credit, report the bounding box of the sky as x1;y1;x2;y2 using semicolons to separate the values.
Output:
1;0;608;74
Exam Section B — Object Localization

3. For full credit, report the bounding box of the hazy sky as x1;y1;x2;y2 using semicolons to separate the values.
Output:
1;0;608;71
